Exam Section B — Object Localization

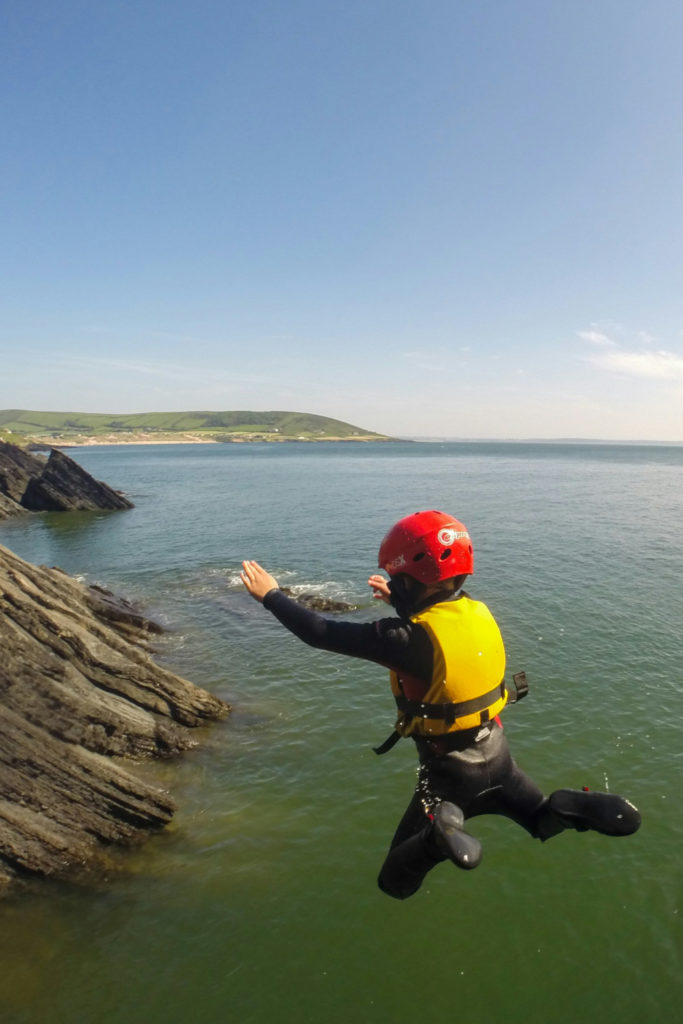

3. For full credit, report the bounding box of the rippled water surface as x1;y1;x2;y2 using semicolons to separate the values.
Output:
1;441;681;1023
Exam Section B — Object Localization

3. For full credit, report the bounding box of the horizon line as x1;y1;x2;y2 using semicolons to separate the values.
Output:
403;436;683;445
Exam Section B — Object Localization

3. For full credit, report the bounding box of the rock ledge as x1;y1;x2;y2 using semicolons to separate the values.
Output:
0;544;229;893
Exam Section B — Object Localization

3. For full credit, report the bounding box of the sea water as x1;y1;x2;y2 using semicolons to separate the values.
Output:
0;441;681;1023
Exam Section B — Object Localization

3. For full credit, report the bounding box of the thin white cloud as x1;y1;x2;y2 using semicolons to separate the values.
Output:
56;354;190;379
580;324;683;383
578;329;617;347
591;348;683;381
56;354;272;387
400;346;471;370
400;348;446;371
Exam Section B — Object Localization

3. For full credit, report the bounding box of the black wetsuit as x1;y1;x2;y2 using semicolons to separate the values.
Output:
263;588;552;899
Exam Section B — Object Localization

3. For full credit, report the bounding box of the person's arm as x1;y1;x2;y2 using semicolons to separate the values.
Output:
240;560;432;673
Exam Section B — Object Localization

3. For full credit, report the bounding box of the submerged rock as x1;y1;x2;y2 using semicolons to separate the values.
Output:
0;544;229;893
280;586;357;613
0;441;133;518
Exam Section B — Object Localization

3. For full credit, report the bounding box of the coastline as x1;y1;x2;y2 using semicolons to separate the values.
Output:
24;432;391;448
46;434;219;447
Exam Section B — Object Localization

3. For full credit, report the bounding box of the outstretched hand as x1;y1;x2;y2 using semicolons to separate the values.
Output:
240;560;280;603
368;573;392;604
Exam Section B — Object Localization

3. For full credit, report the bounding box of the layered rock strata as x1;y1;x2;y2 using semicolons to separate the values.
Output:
0;544;229;892
0;441;133;517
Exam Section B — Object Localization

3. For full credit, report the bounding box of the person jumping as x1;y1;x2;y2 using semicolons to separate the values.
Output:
240;510;640;900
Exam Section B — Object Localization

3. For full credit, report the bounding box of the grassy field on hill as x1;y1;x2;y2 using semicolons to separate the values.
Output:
0;410;390;445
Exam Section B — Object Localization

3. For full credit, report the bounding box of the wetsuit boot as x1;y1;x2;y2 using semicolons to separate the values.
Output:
534;789;641;839
548;789;641;836
377;802;482;900
429;802;483;870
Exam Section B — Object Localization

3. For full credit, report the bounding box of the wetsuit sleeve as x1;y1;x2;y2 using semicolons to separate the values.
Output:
262;588;432;677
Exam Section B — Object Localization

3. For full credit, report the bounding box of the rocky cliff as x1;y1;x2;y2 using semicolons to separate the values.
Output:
0;544;229;893
0;441;133;518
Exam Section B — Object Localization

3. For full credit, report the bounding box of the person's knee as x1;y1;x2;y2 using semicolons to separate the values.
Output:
377;871;420;900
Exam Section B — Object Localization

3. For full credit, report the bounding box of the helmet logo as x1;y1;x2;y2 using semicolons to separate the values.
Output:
437;528;469;546
386;554;406;573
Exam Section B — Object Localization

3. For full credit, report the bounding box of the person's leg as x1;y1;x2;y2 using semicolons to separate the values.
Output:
379;725;642;900
463;742;548;836
377;758;484;900
462;727;641;839
377;790;441;900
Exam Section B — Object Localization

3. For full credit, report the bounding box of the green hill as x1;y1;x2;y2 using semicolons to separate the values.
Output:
0;409;390;443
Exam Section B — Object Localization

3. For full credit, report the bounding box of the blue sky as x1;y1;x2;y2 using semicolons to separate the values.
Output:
2;0;682;440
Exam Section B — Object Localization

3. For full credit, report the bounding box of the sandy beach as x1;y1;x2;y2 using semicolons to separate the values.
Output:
27;432;387;447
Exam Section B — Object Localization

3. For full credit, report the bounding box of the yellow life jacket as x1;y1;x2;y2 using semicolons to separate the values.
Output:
389;595;508;738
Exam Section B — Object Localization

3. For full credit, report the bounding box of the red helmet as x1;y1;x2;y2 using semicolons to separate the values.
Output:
378;510;474;584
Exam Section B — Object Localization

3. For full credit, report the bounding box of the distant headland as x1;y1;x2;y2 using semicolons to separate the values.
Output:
0;409;393;447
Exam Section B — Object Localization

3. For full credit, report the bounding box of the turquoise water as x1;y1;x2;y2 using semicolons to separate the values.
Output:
1;441;681;1023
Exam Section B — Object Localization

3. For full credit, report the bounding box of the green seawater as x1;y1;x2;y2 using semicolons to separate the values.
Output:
1;441;681;1023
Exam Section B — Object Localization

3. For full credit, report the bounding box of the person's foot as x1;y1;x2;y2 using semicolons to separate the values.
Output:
549;789;641;836
431;802;482;869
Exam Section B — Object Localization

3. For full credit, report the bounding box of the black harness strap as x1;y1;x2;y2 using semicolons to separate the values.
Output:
372;730;402;755
394;680;506;726
373;680;508;755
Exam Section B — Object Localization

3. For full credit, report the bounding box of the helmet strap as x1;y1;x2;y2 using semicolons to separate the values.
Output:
388;575;424;618
389;574;467;618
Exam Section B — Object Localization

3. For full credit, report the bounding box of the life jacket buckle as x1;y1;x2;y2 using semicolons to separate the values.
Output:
506;670;529;704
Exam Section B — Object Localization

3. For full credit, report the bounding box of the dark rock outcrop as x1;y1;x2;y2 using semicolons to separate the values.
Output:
0;441;133;518
0;543;229;893
280;586;357;613
0;442;45;504
21;447;133;512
